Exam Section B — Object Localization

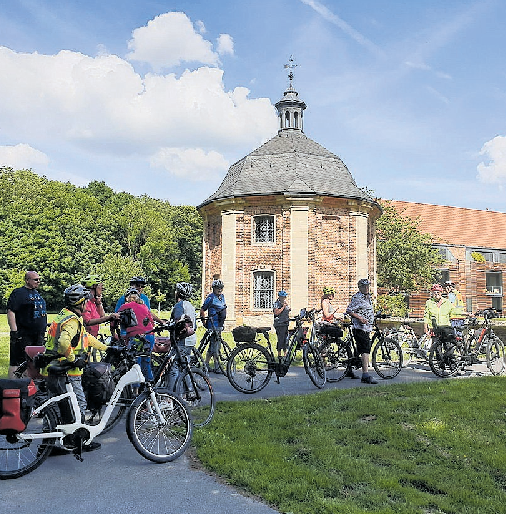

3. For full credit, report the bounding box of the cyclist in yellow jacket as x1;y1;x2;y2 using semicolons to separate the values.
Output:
423;284;462;336
44;284;107;451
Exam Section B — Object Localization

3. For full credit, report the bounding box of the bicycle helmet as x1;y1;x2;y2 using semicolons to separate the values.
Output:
322;286;335;295
175;282;193;300
212;279;224;289
278;290;287;297
64;284;91;307
358;278;370;287
431;283;443;292
83;274;101;288
130;276;147;286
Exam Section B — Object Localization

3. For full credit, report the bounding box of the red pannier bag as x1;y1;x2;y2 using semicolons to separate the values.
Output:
0;378;38;435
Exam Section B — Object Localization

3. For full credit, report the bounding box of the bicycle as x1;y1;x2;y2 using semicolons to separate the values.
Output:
226;308;326;394
194;320;232;376
0;346;192;480
313;312;403;381
149;323;215;428
428;309;506;377
386;323;432;366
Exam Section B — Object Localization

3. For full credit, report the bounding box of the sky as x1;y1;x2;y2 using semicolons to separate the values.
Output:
1;0;506;211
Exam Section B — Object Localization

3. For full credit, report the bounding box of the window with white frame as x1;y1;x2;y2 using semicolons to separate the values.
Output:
253;271;274;309
254;215;275;243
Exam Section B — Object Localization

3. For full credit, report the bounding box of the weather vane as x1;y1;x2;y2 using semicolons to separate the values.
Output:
284;55;297;87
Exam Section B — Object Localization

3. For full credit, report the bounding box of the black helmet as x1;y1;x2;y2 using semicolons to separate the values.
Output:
212;279;224;290
64;284;91;307
176;282;193;300
130;276;147;286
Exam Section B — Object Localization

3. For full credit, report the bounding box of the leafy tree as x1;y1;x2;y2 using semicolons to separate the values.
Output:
376;200;443;292
0;167;203;312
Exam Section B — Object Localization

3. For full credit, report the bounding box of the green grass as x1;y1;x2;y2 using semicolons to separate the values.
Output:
193;378;506;514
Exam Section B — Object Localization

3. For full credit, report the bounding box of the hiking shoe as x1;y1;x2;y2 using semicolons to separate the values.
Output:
361;376;378;384
344;370;359;379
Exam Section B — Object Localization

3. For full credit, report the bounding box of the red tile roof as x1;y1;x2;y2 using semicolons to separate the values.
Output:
388;200;506;249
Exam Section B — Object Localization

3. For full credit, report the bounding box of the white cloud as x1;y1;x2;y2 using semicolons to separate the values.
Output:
150;147;229;180
477;136;506;184
0;143;49;169
216;34;234;56
126;12;218;70
0;13;278;184
195;20;206;34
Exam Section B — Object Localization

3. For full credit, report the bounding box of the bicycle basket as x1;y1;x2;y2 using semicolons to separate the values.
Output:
0;378;37;435
232;326;256;343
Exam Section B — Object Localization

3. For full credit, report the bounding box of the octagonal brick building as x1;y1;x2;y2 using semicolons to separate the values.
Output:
198;83;382;327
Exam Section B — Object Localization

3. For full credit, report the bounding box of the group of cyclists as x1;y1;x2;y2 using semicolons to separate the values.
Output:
6;271;228;452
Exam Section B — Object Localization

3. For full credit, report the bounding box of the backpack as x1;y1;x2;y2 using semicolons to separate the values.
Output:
81;362;114;412
0;378;38;435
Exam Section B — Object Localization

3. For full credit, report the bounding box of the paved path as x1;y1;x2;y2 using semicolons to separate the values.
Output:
0;360;489;513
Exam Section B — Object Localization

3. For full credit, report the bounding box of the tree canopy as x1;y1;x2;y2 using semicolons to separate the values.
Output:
376;200;443;292
0;167;203;311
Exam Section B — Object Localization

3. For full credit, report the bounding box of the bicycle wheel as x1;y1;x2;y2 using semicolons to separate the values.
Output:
175;368;215;427
486;336;506;376
428;340;460;377
126;389;192;463
0;406;58;480
372;336;402;379
303;342;326;388
226;343;273;394
318;337;352;382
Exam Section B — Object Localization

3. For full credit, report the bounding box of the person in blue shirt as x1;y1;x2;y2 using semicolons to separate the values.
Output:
200;279;226;373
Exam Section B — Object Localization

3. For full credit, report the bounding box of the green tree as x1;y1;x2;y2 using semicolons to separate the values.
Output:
376;200;443;292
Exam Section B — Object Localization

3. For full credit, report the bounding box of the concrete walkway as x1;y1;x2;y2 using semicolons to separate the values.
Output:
0;360;488;513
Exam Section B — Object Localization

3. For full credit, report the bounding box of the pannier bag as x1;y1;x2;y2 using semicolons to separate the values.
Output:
0;378;37;435
232;326;257;343
318;322;344;338
153;337;171;353
81;362;114;411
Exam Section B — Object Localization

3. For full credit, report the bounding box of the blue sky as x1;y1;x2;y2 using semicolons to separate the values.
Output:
1;0;506;211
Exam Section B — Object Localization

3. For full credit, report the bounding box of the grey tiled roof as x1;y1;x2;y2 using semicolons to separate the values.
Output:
198;129;375;208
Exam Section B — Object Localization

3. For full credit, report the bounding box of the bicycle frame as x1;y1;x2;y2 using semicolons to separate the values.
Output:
20;363;146;444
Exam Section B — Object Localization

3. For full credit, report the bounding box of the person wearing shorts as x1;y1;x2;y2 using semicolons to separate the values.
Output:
346;278;378;384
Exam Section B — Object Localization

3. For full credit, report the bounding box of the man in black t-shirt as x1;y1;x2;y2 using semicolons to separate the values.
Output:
7;270;47;378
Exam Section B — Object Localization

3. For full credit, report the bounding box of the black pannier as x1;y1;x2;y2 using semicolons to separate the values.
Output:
318;323;344;338
232;326;257;343
0;378;37;435
82;362;114;411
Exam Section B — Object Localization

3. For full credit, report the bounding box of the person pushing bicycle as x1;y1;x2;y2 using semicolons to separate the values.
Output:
346;278;378;384
200;279;227;373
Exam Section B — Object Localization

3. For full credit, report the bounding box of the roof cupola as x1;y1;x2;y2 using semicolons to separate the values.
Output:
275;56;306;133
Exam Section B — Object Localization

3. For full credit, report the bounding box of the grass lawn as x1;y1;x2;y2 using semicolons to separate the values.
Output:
193;377;506;514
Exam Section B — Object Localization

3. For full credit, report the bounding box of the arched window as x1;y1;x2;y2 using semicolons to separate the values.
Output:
285;110;291;128
253;271;274;309
294;111;299;129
